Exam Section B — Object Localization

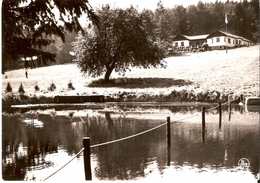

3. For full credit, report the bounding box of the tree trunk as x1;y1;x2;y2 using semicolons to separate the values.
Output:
104;67;113;82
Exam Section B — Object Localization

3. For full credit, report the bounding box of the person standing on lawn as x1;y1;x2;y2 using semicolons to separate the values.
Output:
25;69;28;78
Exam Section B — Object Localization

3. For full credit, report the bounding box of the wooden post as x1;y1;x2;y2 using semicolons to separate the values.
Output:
202;107;205;142
219;102;222;129
239;94;243;114
167;116;171;166
229;101;231;121
83;137;92;180
202;107;205;128
240;94;243;103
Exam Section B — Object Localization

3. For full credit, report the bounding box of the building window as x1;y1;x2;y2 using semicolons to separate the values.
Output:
217;38;220;42
224;37;226;42
175;42;178;47
228;38;231;43
211;39;213;44
181;42;184;46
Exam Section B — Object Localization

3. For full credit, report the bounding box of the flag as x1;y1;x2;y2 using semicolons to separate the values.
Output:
225;13;228;24
69;51;75;56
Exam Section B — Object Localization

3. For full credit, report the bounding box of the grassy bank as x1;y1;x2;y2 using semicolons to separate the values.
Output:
2;45;259;106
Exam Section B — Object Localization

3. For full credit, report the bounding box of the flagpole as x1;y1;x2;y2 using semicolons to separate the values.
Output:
225;12;228;54
226;23;227;53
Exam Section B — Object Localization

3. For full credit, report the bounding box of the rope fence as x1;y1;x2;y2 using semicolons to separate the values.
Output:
90;122;167;148
43;148;85;181
43;112;198;181
170;112;200;123
43;95;242;181
204;104;220;112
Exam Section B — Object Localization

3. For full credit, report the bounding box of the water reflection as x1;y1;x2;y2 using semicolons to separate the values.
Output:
2;104;259;181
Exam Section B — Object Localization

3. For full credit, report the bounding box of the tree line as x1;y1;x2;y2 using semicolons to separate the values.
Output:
144;0;259;42
61;0;260;66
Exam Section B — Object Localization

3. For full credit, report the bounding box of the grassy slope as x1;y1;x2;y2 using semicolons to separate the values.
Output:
2;45;259;101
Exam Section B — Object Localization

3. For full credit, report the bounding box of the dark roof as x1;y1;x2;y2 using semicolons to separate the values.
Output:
172;34;209;41
242;37;254;43
172;34;189;41
173;31;254;43
207;30;242;39
207;30;254;43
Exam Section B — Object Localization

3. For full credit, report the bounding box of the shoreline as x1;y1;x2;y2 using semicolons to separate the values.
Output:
2;89;242;111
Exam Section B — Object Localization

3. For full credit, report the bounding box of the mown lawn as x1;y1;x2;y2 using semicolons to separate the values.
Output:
2;45;259;99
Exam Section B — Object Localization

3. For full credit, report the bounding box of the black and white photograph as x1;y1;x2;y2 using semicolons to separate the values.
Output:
1;0;259;182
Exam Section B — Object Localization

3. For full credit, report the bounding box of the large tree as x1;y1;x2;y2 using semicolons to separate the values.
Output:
74;5;166;82
2;0;99;73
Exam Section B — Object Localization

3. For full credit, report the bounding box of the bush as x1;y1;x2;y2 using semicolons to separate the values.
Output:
69;112;74;118
18;83;25;94
5;82;12;93
34;82;40;91
48;82;56;91
68;80;75;90
35;85;40;91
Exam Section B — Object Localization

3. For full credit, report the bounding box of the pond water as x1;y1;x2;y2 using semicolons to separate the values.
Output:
2;103;259;182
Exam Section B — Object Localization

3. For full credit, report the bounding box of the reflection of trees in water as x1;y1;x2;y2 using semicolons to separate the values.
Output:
2;108;258;180
92;112;166;180
224;131;259;178
2;114;59;180
114;104;244;115
167;122;259;178
167;105;242;114
2;115;26;180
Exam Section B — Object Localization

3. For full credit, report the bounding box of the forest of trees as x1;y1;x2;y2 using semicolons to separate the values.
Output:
143;0;259;42
4;0;259;70
58;0;259;65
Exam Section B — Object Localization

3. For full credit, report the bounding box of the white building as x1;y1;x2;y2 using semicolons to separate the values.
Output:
172;34;209;48
206;30;254;50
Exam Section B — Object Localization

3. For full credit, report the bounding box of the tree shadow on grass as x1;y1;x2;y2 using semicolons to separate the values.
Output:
88;78;193;88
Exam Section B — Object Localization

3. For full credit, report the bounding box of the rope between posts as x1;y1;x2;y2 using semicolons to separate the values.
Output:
205;105;220;112
90;122;167;148
170;112;199;123
43;147;85;181
43;121;167;181
91;111;201;148
204;96;241;112
222;101;229;106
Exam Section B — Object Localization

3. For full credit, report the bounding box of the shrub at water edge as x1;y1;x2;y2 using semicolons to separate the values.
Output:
5;82;12;93
18;83;25;94
48;82;56;91
68;80;75;90
34;82;40;92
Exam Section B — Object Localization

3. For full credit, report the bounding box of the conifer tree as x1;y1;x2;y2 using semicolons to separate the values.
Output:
2;0;99;74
